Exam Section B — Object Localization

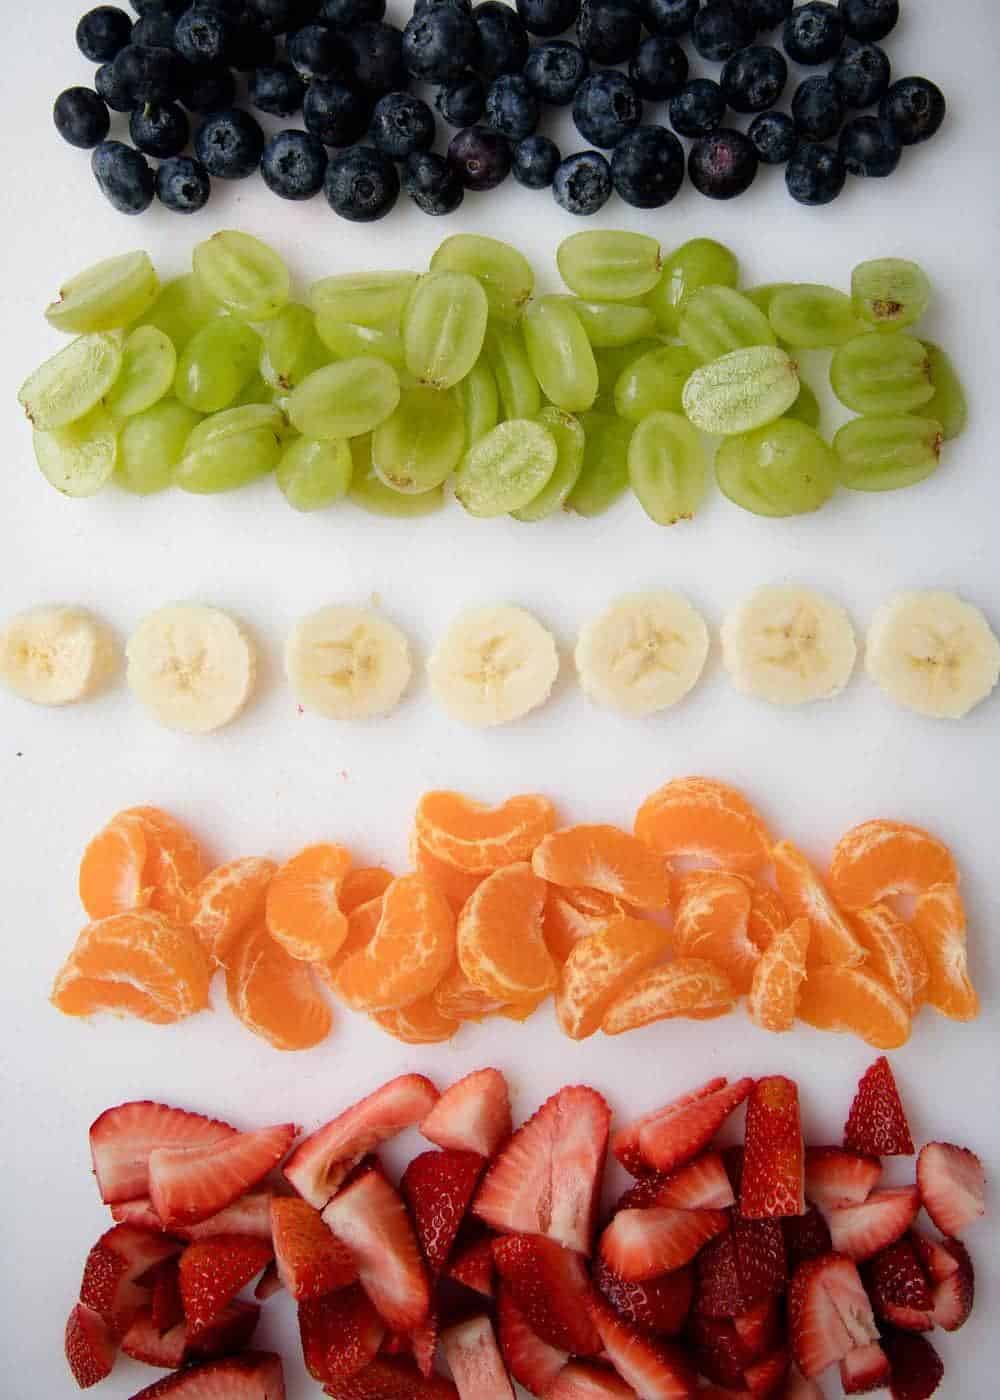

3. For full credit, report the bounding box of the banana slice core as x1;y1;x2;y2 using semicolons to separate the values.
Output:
429;604;558;727
127;604;256;733
575;590;709;717
721;584;857;706
286;605;412;721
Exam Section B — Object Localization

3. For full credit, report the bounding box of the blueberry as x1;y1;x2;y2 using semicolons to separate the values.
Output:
288;24;351;81
250;63;306;115
156;154;211;211
403;149;465;212
785;140;846;203
640;0;698;37
552;149;612;214
748;108;797;162
113;43;182;104
783;2;844;64
174;5;235;64
54;87;111;149
475;2;530;76
484;73;539;140
688;127;758;199
325;144;399;219
435;73;486;126
230;14;277;70
303;78;371;145
573;71;641;149
77;6;133;62
194;108;265;177
792;76;844;141
346;22;406;97
577;0;641;65
611;124;685;207
447;124;512;189
832;39;889;108
516;0;579;36
194;0;243;16
879;76;945;146
748;0;792;26
371;91;436;158
669;78;726;138
131;12;178;48
402;7;481;82
691;1;755;62
246;0;318;34
839;0;897;42
261;128;328;198
839;113;899;175
414;0;471;12
512;132;561;187
130;0;185;12
629;36;688;101
130;100;190;156
319;0;386;25
92;140;155;214
721;45;787;113
523;40;588;106
177;61;236;111
95;61;134;112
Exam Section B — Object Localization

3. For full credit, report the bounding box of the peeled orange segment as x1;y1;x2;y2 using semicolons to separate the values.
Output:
339;867;393;915
742;880;788;952
335;873;455;1012
532;824;672;912
796;965;911;1049
602;958;736;1034
188;857;277;961
747;916;810;1033
79;815;150;919
265;843;352;962
122;806;205;920
850;904;929;1015
372;997;460;1044
433;964;506;1021
634;777;771;874
670;870;759;994
911;884;979;1021
772;840;866;969
225;922;332;1051
543;885;631;964
456;863;557;1003
556;914;670;1040
496;996;546;1022
414;790;557;874
313;895;381;991
410;833;485;913
828;820;959;910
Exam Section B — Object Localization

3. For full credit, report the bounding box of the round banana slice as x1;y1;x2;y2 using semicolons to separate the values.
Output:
0;605;117;705
286;605;412;721
429;605;558;727
721;584;857;706
127;604;256;733
866;590;1000;720
575;591;709;717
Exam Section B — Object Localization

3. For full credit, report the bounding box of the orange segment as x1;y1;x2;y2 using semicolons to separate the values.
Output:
266;843;352;962
410;834;485;913
670;871;759;994
314;895;382;991
601;958;736;1035
532;824;672;912
432;964;505;1021
225;922;332;1051
339;867;393;915
122;807;204;920
772;840;866;968
542;885;631;963
850;904;929;1015
910;885;979;1021
796;965;910;1049
829;820;958;910
335;874;455;1012
188;857;277;962
556;914;669;1040
496;996;546;1022
747;916;810;1033
372;997;460;1044
79;815;150;918
741;879;788;952
635;777;770;874
456;863;557;1002
414;790;557;873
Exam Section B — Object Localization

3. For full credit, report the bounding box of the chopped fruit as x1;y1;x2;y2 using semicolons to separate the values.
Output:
844;1058;915;1157
917;1142;986;1237
178;1235;274;1335
421;1068;512;1158
151;1258;184;1332
881;1330;944;1400
695;1232;751;1319
323;1357;459;1398
457;863;557;1003
225;922;332;1051
733;1297;783;1360
654;1152;737;1211
602;959;737;1035
149;1122;297;1229
322;1168;431;1332
599;1206;729;1281
745;1348;789;1396
867;1237;934;1330
122;807;205;922
839;1342;890;1395
850;905;929;1014
804;1148;881;1210
121;1309;189;1369
828;821;958;911
448;1233;497;1296
110;1199;166;1230
90;1101;236;1204
412;1313;439;1378
635;777;771;874
496;1285;569;1395
127;1351;286;1398
336;873;456;1012
340;867;394;915
441;1316;516;1399
493;1234;602;1355
188;857;277;962
186;1299;263;1360
532;824;672;911
788;1253;878;1379
315;897;383;988
592;1258;693;1337
743;881;788;953
543;886;631;964
771;841;866;968
741;1077;805;1220
299;1284;385;1384
414;791;557;874
827;1186;921;1261
782;1208;833;1274
797;966;911;1049
79;813;149;919
588;1293;699;1398
79;1224;181;1335
927;1238;974;1331
66;1303;116;1389
687;1312;754;1389
556;914;669;1040
125;1299;261;1369
271;1197;358;1301
911;885;980;1021
178;1190;275;1242
730;1215;788;1304
670;870;758;994
543;1361;639;1399
747;917;810;1033
402;1150;486;1275
614;1077;753;1178
909;1230;960;1284
412;835;485;912
265;843;352;962
433;964;506;1021
372;998;460;1044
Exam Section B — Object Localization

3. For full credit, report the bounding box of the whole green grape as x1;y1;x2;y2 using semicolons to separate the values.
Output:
646;238;739;333
316;316;405;369
348;434;445;516
287;358;400;439
851;257;930;332
833;415;943;491
768;285;865;348
558;230;662;302
679;286;776;363
174;318;260;414
46;251;160;334
522;296;598;414
922;342;967;440
715;419;838;517
33;404;118;496
830;333;934;415
454;419;557;516
105;325;176;418
484;322;542;420
116;398;201;495
192;230;290;321
566;411;633;517
372;384;465;493
628;411;707;525
402;271;489;390
683;346;799;436
512;407;585;521
310;271;419;327
453;357;499;445
260;303;330;392
137;274;224;350
18;331;123;432
561;298;657;348
276;436;352;511
430;234;534;323
175;404;284;493
614;344;698;423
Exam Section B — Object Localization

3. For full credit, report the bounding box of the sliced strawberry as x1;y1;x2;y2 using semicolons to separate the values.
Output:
589;1294;699;1398
804;1148;881;1210
150;1124;297;1229
441;1314;516;1399
448;1230;496;1297
90;1102;236;1205
614;1078;753;1179
402;1150;486;1276
270;1196;357;1301
788;1253;878;1379
186;1299;261;1360
927;1237;974;1332
694;1232;745;1318
121;1299;260;1369
867;1237;934;1330
881;1330;944;1400
741;1078;804;1220
492;1233;601;1355
299;1283;386;1383
127;1350;286;1398
497;1284;569;1396
593;1257;693;1337
285;1074;439;1210
79;1224;181;1336
255;1262;283;1300
121;1308;188;1369
323;1357;459;1399
65;1302;116;1389
421;1068;512;1159
322;1165;430;1331
687;1312;753;1389
744;1347;788;1397
150;1257;184;1332
542;1360;638;1399
916;1142;986;1237
732;1298;782;1362
827;1186;921;1262
600;1207;729;1282
178;1191;275;1242
909;1230;959;1284
111;1199;166;1231
653;1153;737;1211
412;1311;439;1378
616;1175;673;1212
840;1343;890;1395
843;1058;914;1157
178;1234;274;1334
782;1206;832;1273
731;1216;787;1303
473;1085;610;1255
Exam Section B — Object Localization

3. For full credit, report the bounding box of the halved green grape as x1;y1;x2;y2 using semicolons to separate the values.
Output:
566;411;633;517
595;339;661;399
316;315;405;369
922;342;967;440
548;298;656;349
116;398;201;495
137;274;224;350
175;404;284;493
105;325;176;418
402;271;488;390
512;407;585;521
18;331;123;432
430;234;533;324
454;357;499;445
174;318;260;414
851;257;930;332
679;286;776;363
192;230;290;321
33;404;117;496
45;251;160;334
372;384;465;493
276;435;352;511
522;296;598;414
454;419;557;516
646;238;739;334
683;346;799;436
785;378;821;429
614;344;698;423
287;357;399;440
309;271;418;327
830;332;934;415
715;419;838;517
833;415;943;491
768;285;865;348
260;303;329;392
557;231;662;302
743;283;795;316
628;410;707;525
348;434;445;516
484;322;542;420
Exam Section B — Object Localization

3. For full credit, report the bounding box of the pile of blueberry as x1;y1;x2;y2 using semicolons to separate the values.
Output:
54;0;946;219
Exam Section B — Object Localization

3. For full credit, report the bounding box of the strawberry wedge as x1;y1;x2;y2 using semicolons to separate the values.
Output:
843;1057;914;1157
804;1147;881;1210
90;1102;236;1205
127;1350;286;1398
614;1078;754;1178
298;1284;385;1384
827;1186;921;1261
65;1303;116;1390
149;1124;297;1229
588;1294;699;1398
496;1285;568;1395
421;1068;512;1158
449;1232;496;1296
492;1233;602;1355
788;1253;878;1379
593;1257;693;1337
599;1207;729;1281
79;1224;181;1337
544;1361;639;1398
401;1149;486;1276
741;1077;805;1219
916;1142;986;1237
867;1237;935;1331
178;1235;275;1334
322;1167;430;1331
271;1197;357;1301
441;1315;516;1400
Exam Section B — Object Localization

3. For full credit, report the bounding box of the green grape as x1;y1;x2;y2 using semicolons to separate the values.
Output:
522;296;598;414
768;285;865;348
646;238;739;333
594;339;661;399
715;419;838;517
234;374;278;408
174;318;260;414
512;407;585;521
851;257;930;332
614;344;698;423
349;434;444;516
137;274;224;350
372;384;465;493
116;398;201;495
628;411;707;525
830;333;934;415
45;251;159;334
287;358;400;439
922;342;967;441
454;419;557;516
192;230;290;321
785;378;821;430
743;283;795;316
566;411;633;517
557;231;662;302
18;331;123;432
105;325;176;418
683;346;799;436
833;415;943;491
484;322;542;420
558;297;657;348
402;271;488;390
454;357;499;445
175;404;284;493
679;286;776;363
33;404;118;496
276;435;352;511
260;303;329;391
430;234;533;324
316;315;405;369
310;271;419;327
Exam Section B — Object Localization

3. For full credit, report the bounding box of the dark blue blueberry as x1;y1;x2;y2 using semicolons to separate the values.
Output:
721;45;787;113
748;108;797;162
552;148;611;214
303;78;370;144
785;140;846;202
792;76;844;141
113;44;182;103
178;61;236;111
414;0;471;12
611;124;685;207
130;100;189;156
324;144;399;219
402;6;481;82
346;22;406;97
629;37;688;101
783;2;844;64
194;107;265;177
229;14;277;70
77;7;133;62
475;2;530;76
95;61;134;111
692;1;755;62
130;0;185;12
688;127;758;198
261;128;328;198
246;0;321;35
572;71;641;149
879;76;945;146
371;91;436;158
839;0;897;42
748;0;792;26
288;24;351;81
839;113;899;175
511;133;561;187
174;5;236;64
447;124;512;189
435;73;486;126
250;63;306;115
523;40;588;106
54;87;110;149
155;154;211;211
92;140;155;214
484;74;539;140
577;0;641;65
319;0;386;25
131;12;178;48
832;40;889;107
196;0;243;16
641;0;698;37
403;149;465;212
669;78;726;138
516;0;579;37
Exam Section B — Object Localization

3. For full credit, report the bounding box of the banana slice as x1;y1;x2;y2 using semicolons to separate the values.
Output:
286;605;412;721
721;584;857;706
0;606;116;705
429;605;558;727
866;590;1000;719
575;591;709;717
127;604;256;733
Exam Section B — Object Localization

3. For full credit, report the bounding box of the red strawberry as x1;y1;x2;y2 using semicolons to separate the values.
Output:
843;1058;914;1157
653;1153;737;1211
322;1165;430;1331
600;1207;729;1282
881;1330;944;1400
323;1357;459;1399
827;1186;921;1262
187;1299;261;1359
687;1312;753;1389
441;1315;516;1398
271;1196;357;1301
493;1232;602;1355
178;1191;275;1242
255;1262;283;1300
589;1294;699;1398
178;1235;274;1334
496;1284;568;1395
788;1253;878;1379
804;1148;881;1210
909;1231;959;1284
782;1206;832;1273
150;1124;297;1229
127;1351;286;1398
542;1360;639;1398
65;1303;116;1389
731;1216;787;1303
927;1237;974;1332
732;1298;782;1362
916;1142;986;1237
299;1283;385;1383
473;1085;610;1255
285;1075;439;1210
616;1175;673;1212
839;1343;890;1395
121;1309;188;1369
150;1257;184;1332
694;1232;745;1318
745;1347;788;1396
867;1237;934;1330
614;1079;753;1178
79;1224;181;1336
90;1102;236;1205
110;1199;166;1231
593;1257;693;1337
741;1078;804;1220
121;1299;260;1369
448;1231;496;1297
412;1311;439;1378
421;1068;512;1159
401;1150;486;1276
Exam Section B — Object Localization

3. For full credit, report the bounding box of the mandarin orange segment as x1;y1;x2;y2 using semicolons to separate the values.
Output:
742;879;788;952
79;815;150;919
313;895;382;992
771;840;866;969
601;958;736;1035
225;922;332;1051
188;857;277;962
122;806;204;920
432;963;506;1021
542;885;631;964
556;914;669;1040
634;777;771;874
414;790;557;874
335;873;455;1012
532;823;671;912
496;996;546;1022
456;862;557;1003
796;965;910;1049
265;843;352;962
828;820;959;910
746;916;810;1033
910;884;979;1021
410;834;485;913
670;870;759;995
371;997;460;1044
339;866;394;915
850;904;929;1015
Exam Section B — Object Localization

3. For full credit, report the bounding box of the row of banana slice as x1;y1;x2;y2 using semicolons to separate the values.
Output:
1;588;997;730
